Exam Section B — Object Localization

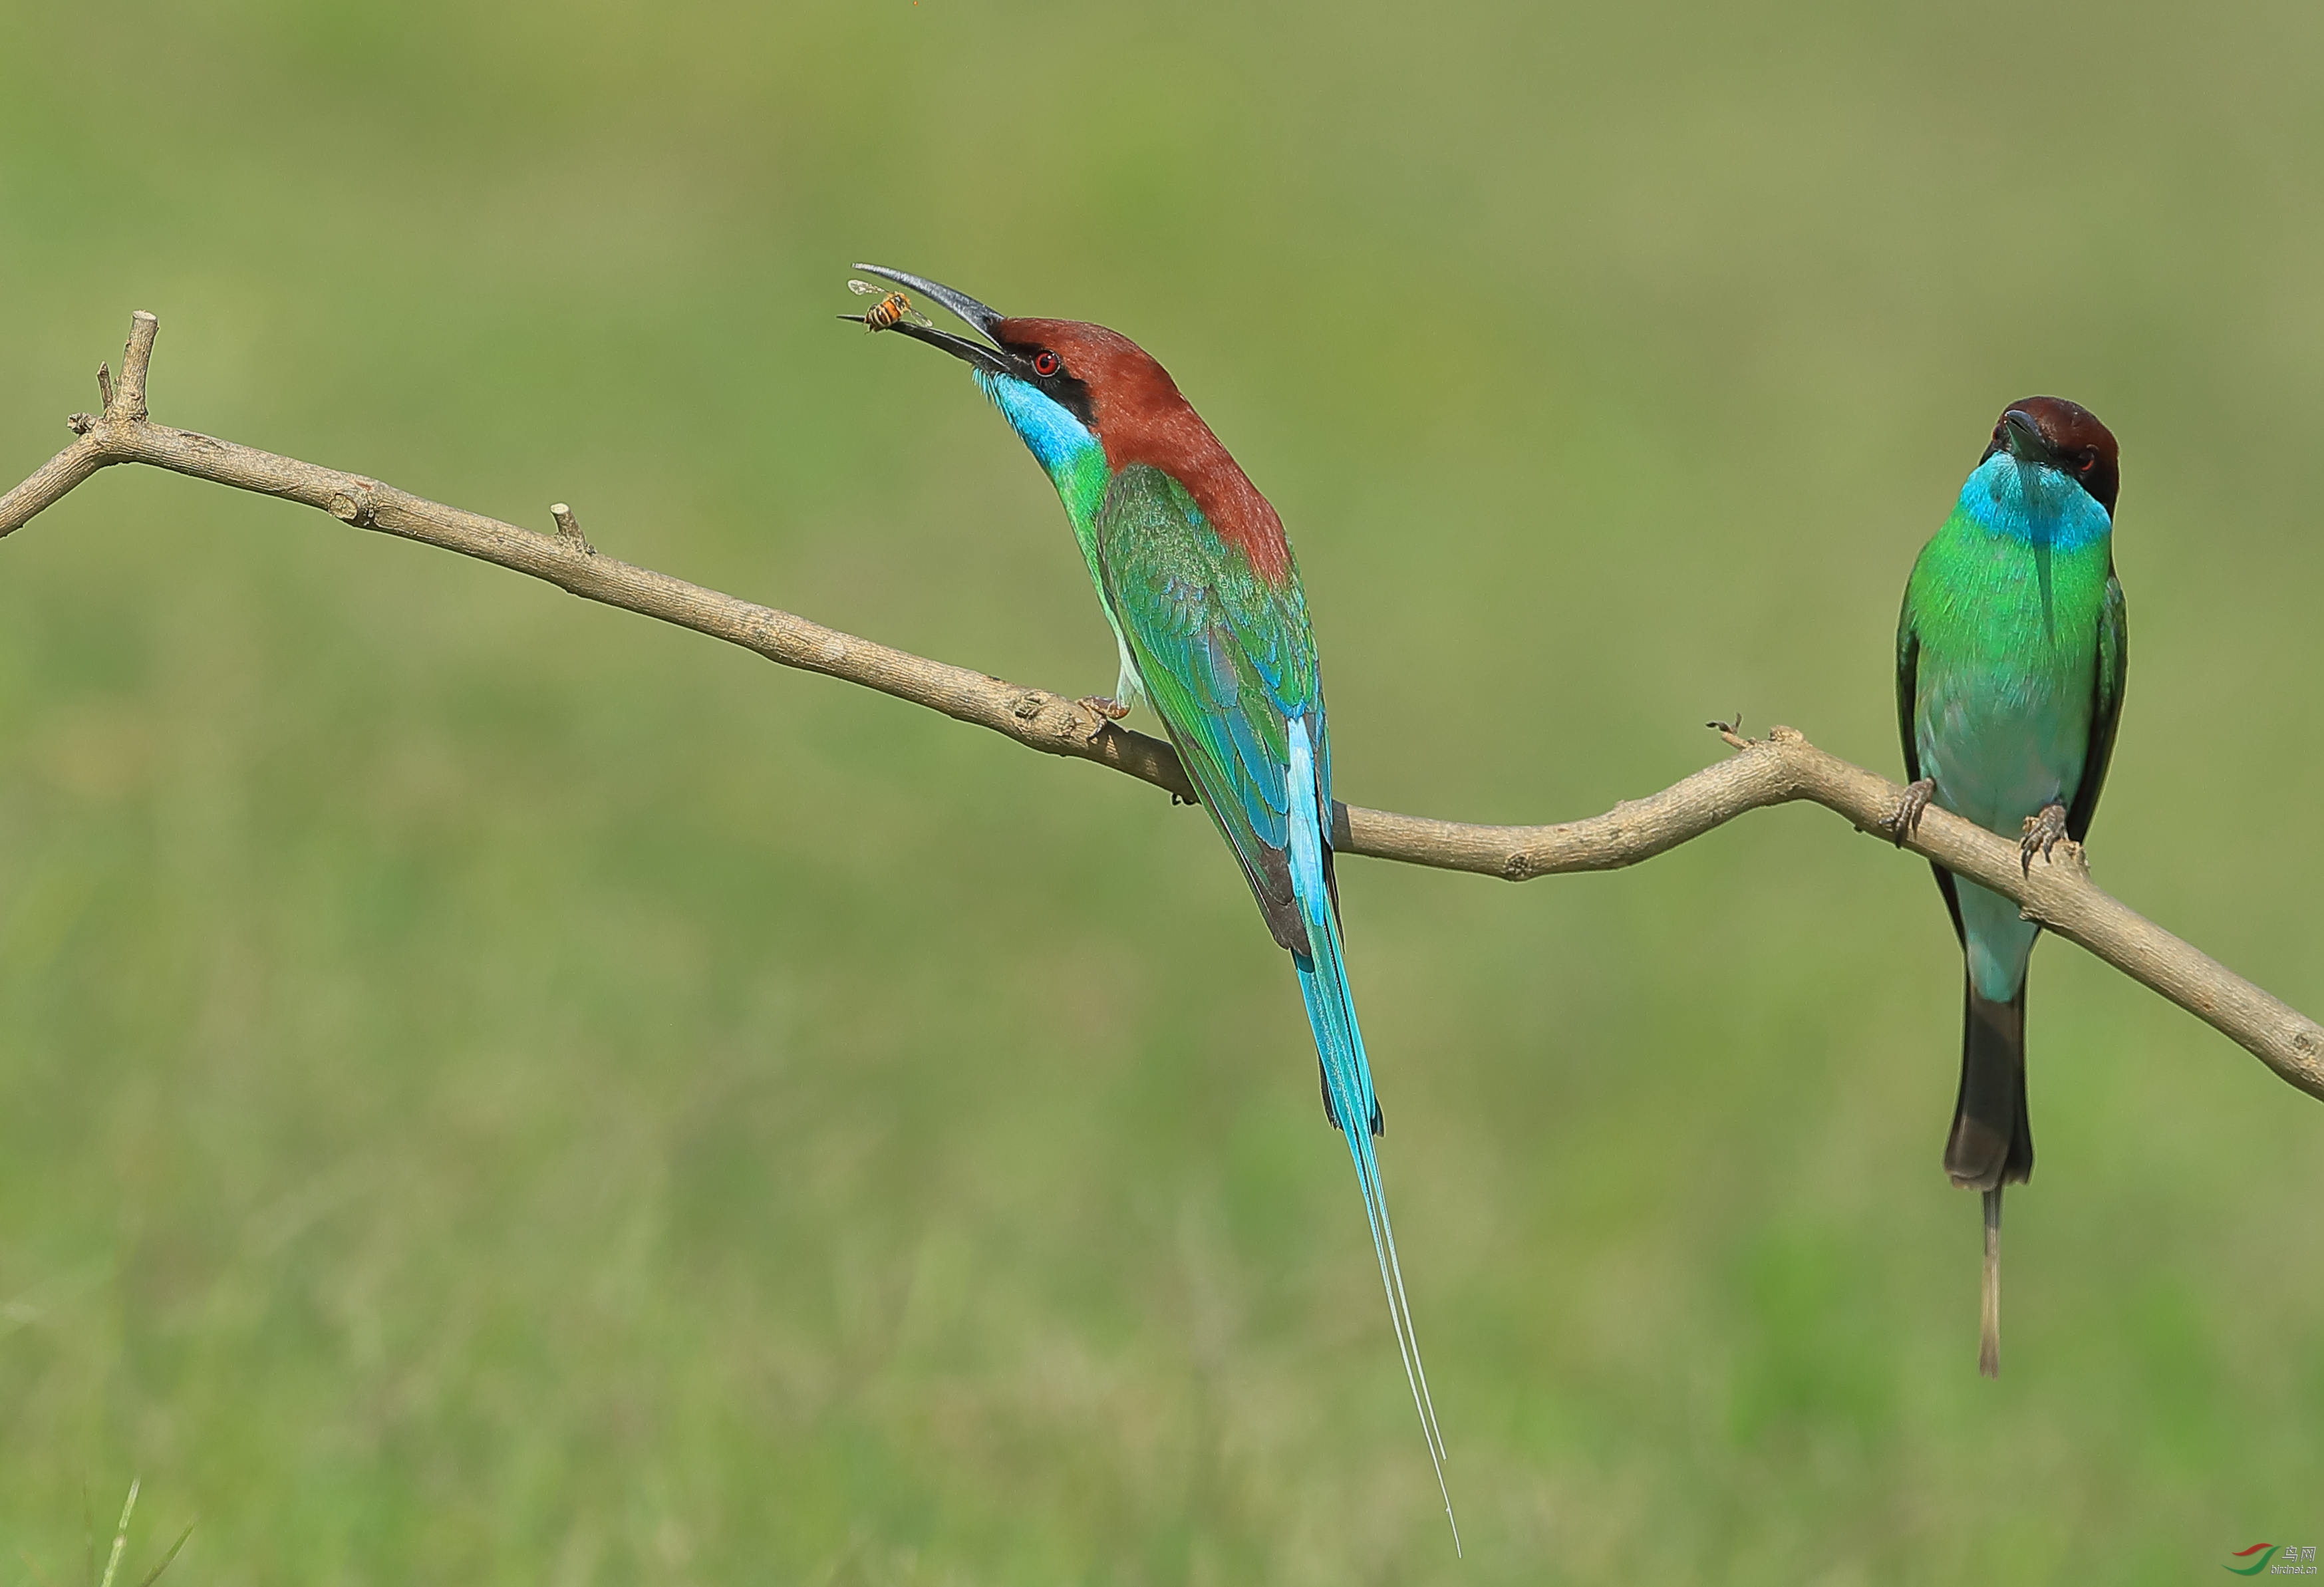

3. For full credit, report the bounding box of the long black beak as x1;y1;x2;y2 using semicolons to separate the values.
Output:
1999;408;2055;465
843;262;1016;377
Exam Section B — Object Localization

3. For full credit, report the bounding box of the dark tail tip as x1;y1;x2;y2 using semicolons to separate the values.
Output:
1946;980;2033;1190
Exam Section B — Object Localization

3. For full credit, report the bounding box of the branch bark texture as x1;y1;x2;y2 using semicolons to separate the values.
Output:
5;314;2319;1102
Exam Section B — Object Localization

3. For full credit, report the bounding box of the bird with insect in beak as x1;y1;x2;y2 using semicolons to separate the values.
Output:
1891;396;2127;1378
846;264;1457;1547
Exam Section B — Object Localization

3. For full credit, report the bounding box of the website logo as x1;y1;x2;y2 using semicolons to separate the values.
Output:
2229;1544;2319;1576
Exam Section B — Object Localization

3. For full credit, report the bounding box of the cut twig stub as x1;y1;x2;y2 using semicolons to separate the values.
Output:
110;313;158;423
550;503;594;554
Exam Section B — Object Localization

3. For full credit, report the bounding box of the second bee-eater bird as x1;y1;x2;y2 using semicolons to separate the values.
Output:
1892;396;2127;1377
847;263;1454;1542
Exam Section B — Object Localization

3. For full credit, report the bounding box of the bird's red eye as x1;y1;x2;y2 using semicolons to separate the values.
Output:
2078;454;2096;474
1032;351;1060;378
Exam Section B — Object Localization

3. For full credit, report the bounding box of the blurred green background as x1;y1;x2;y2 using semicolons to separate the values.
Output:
2;1;2321;1581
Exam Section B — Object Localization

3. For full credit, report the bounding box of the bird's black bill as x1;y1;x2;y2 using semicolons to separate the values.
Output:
847;263;1016;376
839;313;1014;376
2000;408;2056;466
851;263;1004;340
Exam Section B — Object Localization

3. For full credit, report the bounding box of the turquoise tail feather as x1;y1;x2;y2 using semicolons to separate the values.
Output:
1286;720;1457;1551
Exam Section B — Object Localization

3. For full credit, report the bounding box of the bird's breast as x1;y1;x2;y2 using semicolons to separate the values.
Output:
1908;523;2112;834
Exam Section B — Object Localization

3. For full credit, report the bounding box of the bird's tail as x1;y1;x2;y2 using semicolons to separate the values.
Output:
1284;723;1457;1552
1945;976;2032;1377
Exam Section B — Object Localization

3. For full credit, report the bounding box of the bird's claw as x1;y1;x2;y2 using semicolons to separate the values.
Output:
2020;801;2070;874
1888;778;1936;847
1078;695;1131;739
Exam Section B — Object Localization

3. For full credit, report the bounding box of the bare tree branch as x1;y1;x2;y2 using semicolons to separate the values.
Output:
5;313;2319;1102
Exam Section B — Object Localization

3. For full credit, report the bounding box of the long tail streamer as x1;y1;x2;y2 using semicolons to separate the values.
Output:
1286;722;1458;1552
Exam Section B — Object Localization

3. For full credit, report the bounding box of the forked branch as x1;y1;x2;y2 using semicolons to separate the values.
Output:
5;314;2319;1101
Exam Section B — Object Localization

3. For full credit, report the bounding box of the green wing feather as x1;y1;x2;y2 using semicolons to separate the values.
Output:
2065;568;2128;841
1896;595;1968;945
1093;464;1323;954
1896;605;1923;786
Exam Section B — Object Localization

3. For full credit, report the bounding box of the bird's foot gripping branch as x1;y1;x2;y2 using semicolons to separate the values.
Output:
2;313;2319;1113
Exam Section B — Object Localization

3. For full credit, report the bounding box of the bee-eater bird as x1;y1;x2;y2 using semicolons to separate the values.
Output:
1891;396;2126;1377
847;263;1455;1542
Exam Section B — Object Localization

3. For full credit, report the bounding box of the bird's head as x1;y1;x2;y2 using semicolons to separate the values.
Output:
847;264;1288;573
1978;396;2120;518
847;264;1209;476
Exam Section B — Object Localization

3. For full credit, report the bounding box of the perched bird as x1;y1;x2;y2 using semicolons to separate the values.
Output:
1891;396;2127;1377
847;264;1455;1542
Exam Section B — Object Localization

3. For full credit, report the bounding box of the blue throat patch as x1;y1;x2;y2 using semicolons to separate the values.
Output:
974;370;1101;484
1956;450;2111;551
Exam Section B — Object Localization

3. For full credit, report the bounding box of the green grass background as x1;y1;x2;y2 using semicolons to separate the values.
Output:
2;1;2321;1581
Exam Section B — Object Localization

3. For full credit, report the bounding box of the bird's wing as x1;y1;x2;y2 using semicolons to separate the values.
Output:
1898;588;1967;945
1896;605;1923;786
2065;567;2128;842
1093;463;1322;955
